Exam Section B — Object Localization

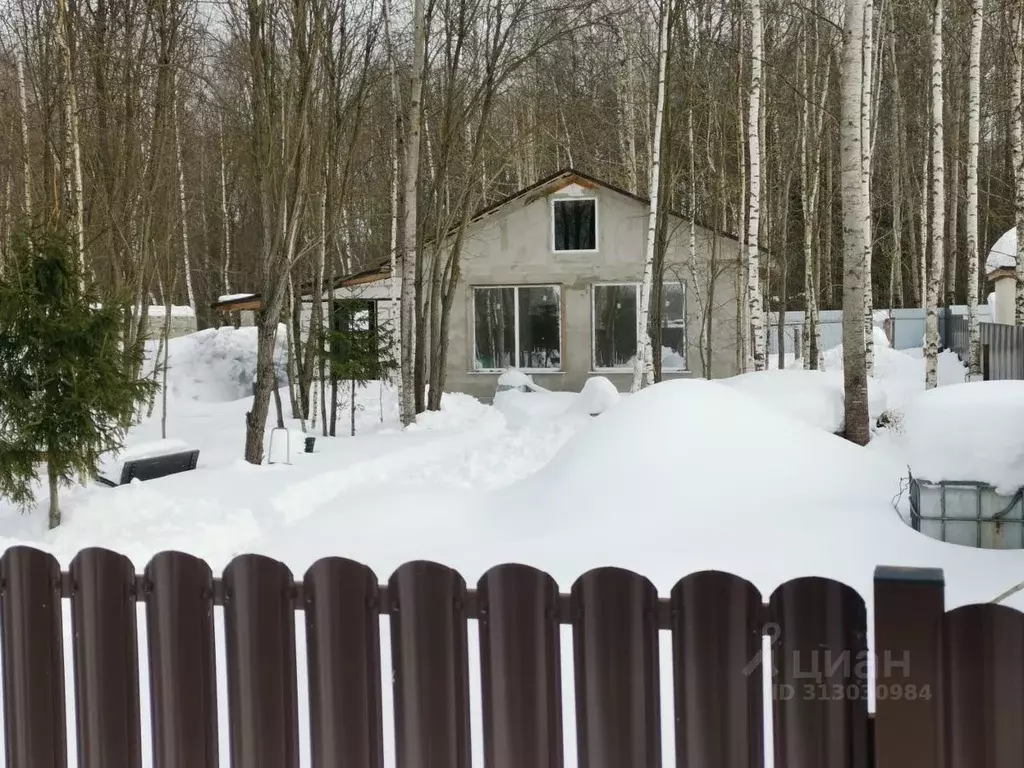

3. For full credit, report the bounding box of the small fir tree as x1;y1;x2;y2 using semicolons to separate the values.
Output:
0;226;156;528
325;301;398;436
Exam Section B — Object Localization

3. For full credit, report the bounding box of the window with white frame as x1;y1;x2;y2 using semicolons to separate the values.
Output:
552;198;597;251
473;285;562;371
592;281;687;370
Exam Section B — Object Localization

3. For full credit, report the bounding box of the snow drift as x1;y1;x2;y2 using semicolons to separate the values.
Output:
904;381;1024;494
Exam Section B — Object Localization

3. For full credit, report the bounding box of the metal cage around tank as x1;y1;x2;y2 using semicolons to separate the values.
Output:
909;473;1024;549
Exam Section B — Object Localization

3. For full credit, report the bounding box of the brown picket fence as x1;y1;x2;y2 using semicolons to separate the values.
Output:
1;547;1022;767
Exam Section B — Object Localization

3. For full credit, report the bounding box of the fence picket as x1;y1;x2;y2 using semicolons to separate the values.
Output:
872;566;944;768
69;548;142;768
222;554;300;768
477;564;563;768
144;551;219;768
942;604;1024;767
0;546;68;768
303;557;384;768
389;561;471;768
671;571;764;768
769;577;869;768
572;567;660;768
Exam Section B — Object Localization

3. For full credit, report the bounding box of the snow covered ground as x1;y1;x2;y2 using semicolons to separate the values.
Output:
1;326;1023;766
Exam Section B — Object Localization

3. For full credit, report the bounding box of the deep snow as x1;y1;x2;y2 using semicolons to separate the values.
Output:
1;326;1023;768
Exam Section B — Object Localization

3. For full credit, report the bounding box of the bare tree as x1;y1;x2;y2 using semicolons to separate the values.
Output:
746;0;765;372
236;0;325;463
1014;4;1024;323
633;0;673;392
400;0;427;426
841;0;870;445
924;0;945;390
966;0;983;377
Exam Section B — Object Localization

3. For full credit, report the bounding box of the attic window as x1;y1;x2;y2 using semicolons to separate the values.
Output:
552;198;597;251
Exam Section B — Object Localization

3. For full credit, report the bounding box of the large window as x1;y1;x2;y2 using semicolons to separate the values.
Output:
552;198;597;251
474;285;561;371
592;282;687;370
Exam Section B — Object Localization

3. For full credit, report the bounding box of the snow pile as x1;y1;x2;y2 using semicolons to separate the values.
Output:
904;381;1024;494
823;339;964;412
144;326;289;403
493;389;577;427
986;227;1017;275
724;368;886;431
723;369;846;433
495;369;547;393
499;379;936;596
568;376;620;416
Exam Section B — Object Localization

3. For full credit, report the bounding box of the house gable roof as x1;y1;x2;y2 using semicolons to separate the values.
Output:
316;167;747;294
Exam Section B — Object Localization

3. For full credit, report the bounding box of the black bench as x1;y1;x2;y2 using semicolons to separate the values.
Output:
97;449;200;487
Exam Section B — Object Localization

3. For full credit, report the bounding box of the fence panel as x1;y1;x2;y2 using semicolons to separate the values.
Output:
942;604;1024;768
389;561;471;768
144;551;219;768
770;577;869;768
872;566;944;768
980;323;1024;380
69;548;142;768
572;567;661;768
13;550;1024;768
671;570;764;768
303;557;384;768
0;546;67;768
222;554;300;768
477;564;563;768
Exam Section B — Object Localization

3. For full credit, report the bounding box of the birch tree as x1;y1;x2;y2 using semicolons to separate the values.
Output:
966;0;983;376
16;51;32;219
924;0;945;389
633;0;673;392
55;0;85;278
1014;6;1024;324
841;0;870;445
746;0;765;372
861;0;874;374
173;79;196;314
399;0;426;426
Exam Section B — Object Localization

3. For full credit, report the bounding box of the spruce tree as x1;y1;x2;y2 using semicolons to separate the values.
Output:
0;225;155;528
326;301;398;436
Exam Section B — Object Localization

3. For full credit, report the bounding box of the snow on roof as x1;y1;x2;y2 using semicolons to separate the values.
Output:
986;228;1018;275
904;381;1024;493
218;293;257;302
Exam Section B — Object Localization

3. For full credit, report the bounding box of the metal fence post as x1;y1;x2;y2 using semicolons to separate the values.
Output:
873;566;944;768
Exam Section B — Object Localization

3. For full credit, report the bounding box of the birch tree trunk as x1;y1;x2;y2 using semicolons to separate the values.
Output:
383;0;402;396
56;0;85;280
736;6;748;372
1013;7;1024;324
861;0;875;374
925;0;946;389
219;116;233;295
841;0;870;445
632;0;672;392
966;0;984;377
16;52;31;219
919;148;929;308
173;80;196;314
746;0;765;372
400;0;426;425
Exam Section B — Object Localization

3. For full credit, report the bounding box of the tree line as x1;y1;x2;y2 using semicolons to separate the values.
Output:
0;0;1021;454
